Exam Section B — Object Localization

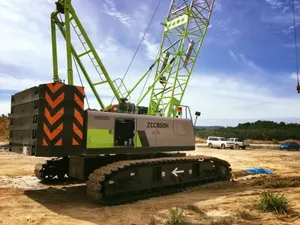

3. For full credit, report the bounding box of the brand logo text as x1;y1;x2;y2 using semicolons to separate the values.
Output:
146;122;169;128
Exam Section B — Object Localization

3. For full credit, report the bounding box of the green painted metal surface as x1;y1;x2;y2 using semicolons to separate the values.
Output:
135;131;142;147
50;0;215;119
51;11;59;82
51;0;122;109
135;0;215;117
86;129;114;148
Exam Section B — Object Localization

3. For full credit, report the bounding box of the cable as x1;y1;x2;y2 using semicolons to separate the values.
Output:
59;12;91;108
73;55;91;109
137;67;153;104
137;49;161;104
292;0;299;87
111;0;163;104
122;0;162;81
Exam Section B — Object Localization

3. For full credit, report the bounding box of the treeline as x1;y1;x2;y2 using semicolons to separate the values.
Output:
196;120;300;141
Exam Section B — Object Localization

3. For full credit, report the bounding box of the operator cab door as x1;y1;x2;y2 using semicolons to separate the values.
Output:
114;118;135;147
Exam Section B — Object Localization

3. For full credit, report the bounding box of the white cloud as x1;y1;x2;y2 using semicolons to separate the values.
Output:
182;72;300;123
141;33;160;60
102;0;131;27
264;0;300;11
282;42;300;48
97;36;119;58
264;0;284;9
228;50;237;61
0;74;48;91
0;0;53;72
239;54;265;73
2;70;300;126
227;50;265;75
212;17;241;40
262;0;300;35
290;72;299;80
214;1;222;12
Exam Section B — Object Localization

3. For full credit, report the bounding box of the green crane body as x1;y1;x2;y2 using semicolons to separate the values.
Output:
52;0;122;109
52;0;214;117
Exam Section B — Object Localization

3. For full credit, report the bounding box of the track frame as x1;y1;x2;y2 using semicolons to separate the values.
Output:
86;155;231;205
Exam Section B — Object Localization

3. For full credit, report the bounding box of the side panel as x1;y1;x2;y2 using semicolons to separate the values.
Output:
83;111;195;154
87;129;114;148
136;117;175;147
156;118;174;147
173;119;195;146
136;117;157;147
85;113;114;149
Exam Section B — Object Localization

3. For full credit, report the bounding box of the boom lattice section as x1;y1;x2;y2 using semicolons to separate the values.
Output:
137;0;215;117
51;0;126;109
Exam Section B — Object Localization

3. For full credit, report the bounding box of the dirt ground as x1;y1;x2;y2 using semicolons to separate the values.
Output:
0;147;300;225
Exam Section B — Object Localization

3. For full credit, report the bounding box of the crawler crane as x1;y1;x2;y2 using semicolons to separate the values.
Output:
9;0;231;204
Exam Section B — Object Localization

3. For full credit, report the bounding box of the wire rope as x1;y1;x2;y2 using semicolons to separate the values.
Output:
292;0;299;88
110;0;163;104
73;55;91;109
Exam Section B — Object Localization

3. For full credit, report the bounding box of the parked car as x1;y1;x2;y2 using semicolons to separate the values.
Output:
227;138;250;150
206;136;234;149
279;142;300;151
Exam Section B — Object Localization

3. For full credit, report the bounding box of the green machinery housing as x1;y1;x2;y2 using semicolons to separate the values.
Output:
9;0;232;204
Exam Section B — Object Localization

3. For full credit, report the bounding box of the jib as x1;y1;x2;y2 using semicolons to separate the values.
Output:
147;122;169;129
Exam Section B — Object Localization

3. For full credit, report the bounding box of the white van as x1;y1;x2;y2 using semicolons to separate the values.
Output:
206;136;233;149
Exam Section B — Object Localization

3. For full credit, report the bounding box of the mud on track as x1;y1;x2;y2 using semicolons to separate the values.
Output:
0;147;300;225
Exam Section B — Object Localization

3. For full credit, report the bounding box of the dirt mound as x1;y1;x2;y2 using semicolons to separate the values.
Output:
195;137;206;143
197;138;300;145
247;139;300;144
231;171;300;189
249;175;300;188
0;117;9;142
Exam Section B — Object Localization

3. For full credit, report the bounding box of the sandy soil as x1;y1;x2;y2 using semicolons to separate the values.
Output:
0;147;300;225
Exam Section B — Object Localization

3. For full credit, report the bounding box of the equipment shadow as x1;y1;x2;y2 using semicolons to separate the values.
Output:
24;181;248;225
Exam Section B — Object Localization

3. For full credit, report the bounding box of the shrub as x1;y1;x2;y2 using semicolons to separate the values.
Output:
256;190;289;214
165;207;190;225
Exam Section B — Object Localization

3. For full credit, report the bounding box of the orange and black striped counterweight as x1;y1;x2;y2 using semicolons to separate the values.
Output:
9;82;85;157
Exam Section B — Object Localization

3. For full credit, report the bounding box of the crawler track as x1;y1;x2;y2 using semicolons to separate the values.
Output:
86;155;231;205
34;157;69;182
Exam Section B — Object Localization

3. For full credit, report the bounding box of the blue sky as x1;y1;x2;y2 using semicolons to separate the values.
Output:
0;0;299;126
